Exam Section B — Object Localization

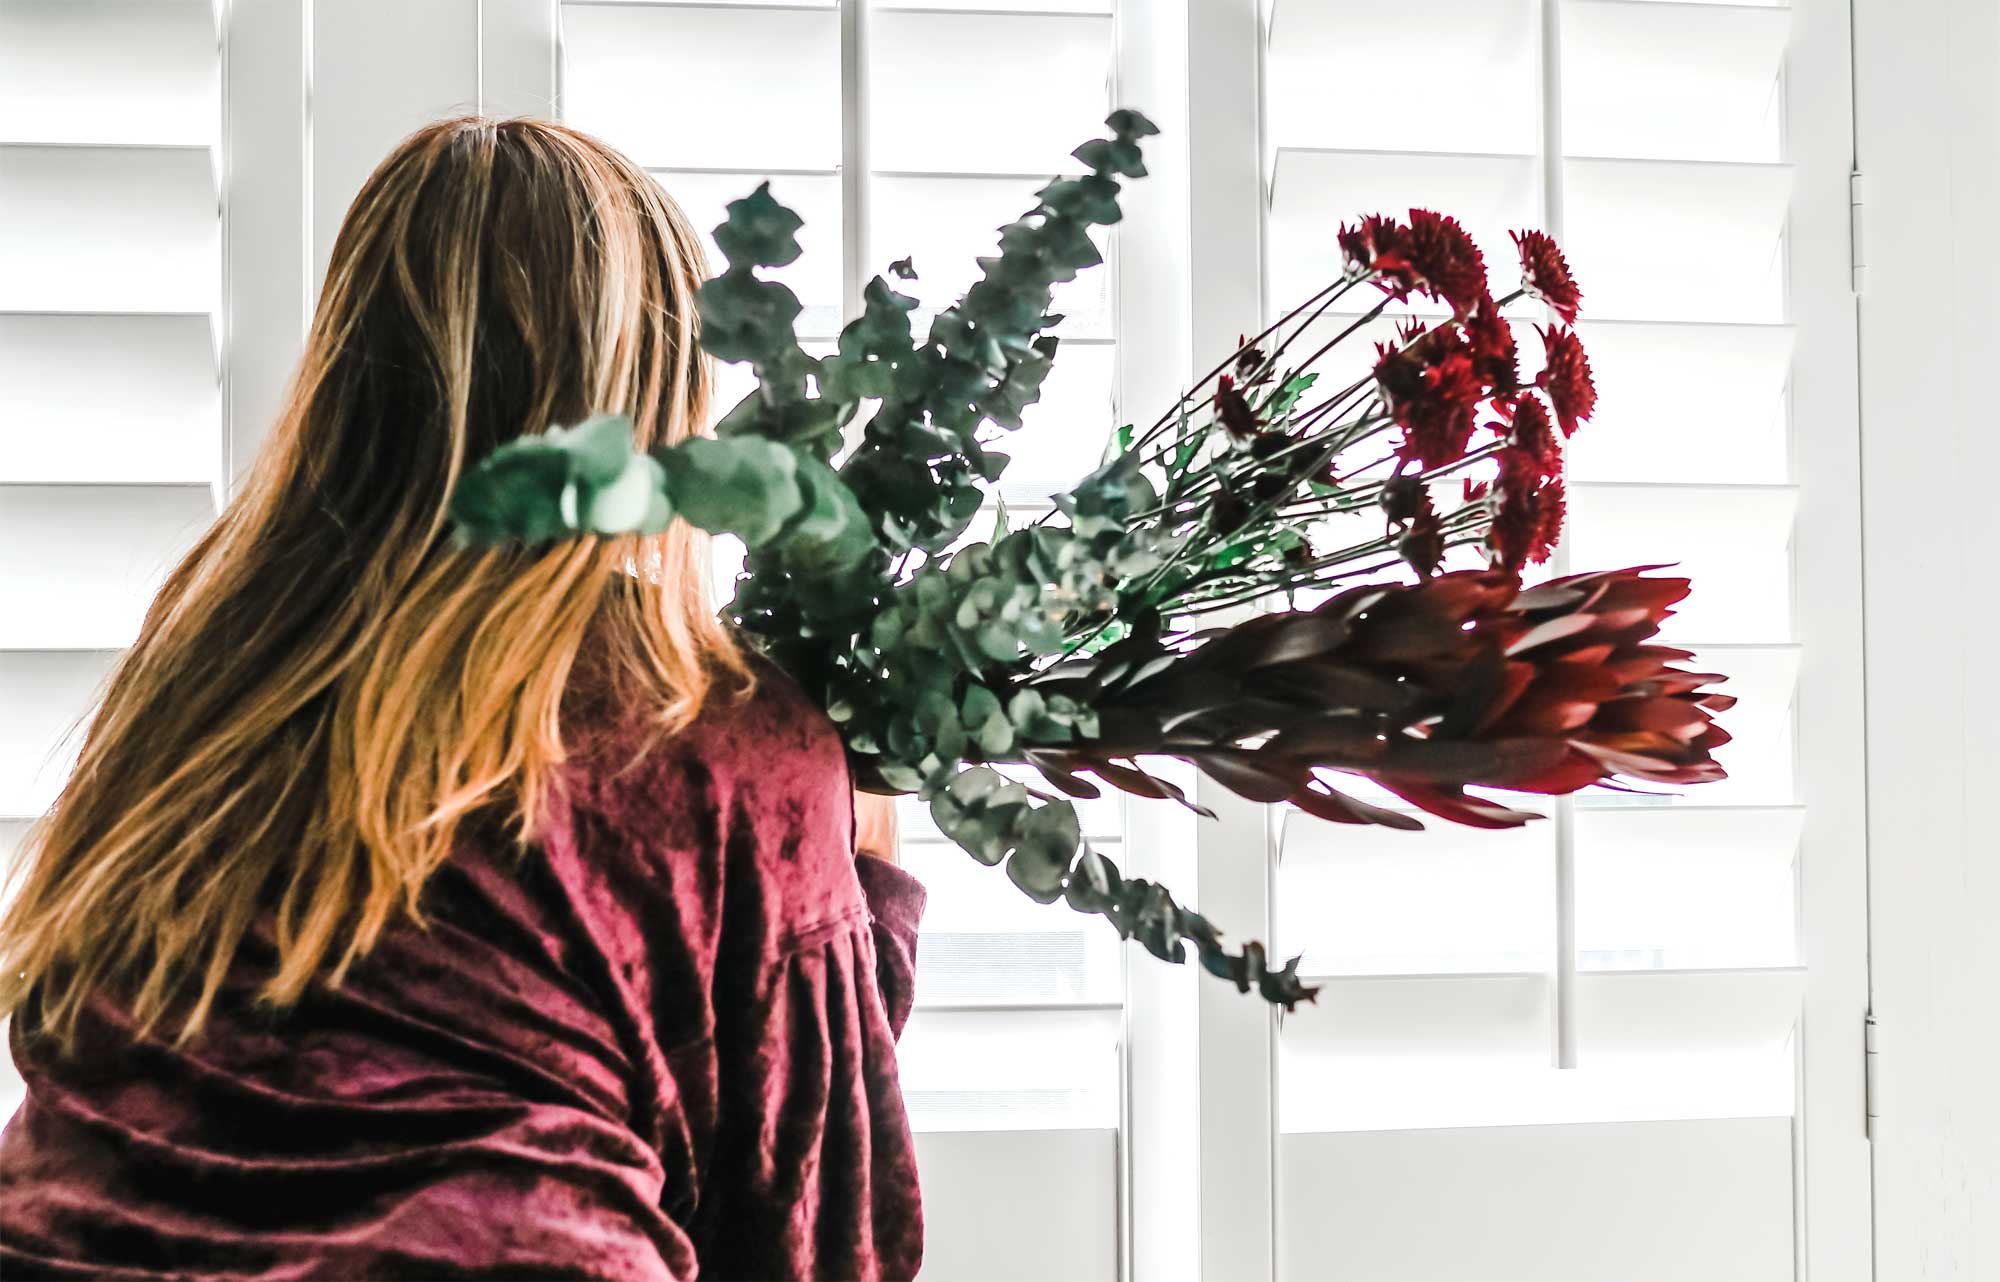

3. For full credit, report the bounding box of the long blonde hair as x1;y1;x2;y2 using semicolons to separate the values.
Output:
0;117;743;1047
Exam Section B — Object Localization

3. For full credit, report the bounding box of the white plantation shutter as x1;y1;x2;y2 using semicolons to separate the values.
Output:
1259;1;1865;1278
0;0;225;1118
563;3;1122;1275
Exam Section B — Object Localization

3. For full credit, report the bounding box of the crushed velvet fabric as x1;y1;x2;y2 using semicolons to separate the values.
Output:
0;663;927;1281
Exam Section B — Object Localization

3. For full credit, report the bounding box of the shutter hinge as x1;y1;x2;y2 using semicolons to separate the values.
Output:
1864;1012;1879;1141
1849;169;1866;296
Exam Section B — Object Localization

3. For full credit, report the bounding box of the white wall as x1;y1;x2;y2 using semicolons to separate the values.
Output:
1854;0;2000;1276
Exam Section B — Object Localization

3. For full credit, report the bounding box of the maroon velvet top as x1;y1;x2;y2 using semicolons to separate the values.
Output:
0;664;928;1281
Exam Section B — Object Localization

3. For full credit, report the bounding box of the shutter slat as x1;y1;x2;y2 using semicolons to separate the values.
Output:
562;5;842;170
1563;158;1793;322
1276;814;1555;977
0;313;218;484
0;0;218;148
1568;482;1797;643
1576;806;1802;970
1568;320;1794;484
0;484;215;650
0;145;219;315
1282;969;1799;1131
1265;0;1538;156
898;1006;1121;1131
0;649;119;819
1561;0;1789;162
867;11;1112;175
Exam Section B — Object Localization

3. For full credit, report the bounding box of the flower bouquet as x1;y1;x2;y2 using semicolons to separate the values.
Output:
451;111;1732;1007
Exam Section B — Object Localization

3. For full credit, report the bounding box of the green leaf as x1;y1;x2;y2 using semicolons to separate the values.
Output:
582;453;672;534
450;442;573;545
779;455;875;571
712;183;805;269
561;413;639;487
658;436;805;545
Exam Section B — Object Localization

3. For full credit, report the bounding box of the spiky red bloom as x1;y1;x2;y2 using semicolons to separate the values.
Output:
1511;229;1582;324
1375;326;1483;471
1536;326;1597;435
1214;373;1260;439
1489;449;1564;571
1505;393;1562;480
1463;304;1519;395
1035;568;1732;832
1340;211;1491;318
1338;214;1413;281
1405;210;1491;318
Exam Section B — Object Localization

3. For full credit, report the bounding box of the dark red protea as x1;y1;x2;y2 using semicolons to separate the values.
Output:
1375;325;1483;470
1028;568;1730;833
1511;229;1582;324
1536;325;1597;435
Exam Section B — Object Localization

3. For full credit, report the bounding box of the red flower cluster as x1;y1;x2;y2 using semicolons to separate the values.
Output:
1332;215;1600;574
1488;449;1565;571
1339;210;1490;318
1511;230;1582;324
1374;324;1483;471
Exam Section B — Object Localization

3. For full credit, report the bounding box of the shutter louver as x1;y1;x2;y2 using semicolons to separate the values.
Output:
0;0;224;1122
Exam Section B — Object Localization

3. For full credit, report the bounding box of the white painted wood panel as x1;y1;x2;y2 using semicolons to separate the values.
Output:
1853;0;2000;1276
914;1128;1119;1282
1279;1118;1795;1282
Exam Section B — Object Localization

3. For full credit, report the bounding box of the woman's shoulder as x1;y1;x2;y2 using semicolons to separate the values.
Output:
562;646;848;809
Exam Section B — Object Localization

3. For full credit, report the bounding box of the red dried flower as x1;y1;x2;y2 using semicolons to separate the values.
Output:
1505;393;1562;480
1214;373;1261;439
1535;325;1597;436
1338;214;1413;282
1463;304;1519;396
1041;569;1732;833
1489;449;1565;571
1511;229;1582;324
1398;501;1447;579
1340;211;1491;318
1376;326;1484;471
1406;210;1491;318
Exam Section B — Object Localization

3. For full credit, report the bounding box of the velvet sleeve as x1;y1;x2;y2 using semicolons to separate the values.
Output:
856;853;926;1040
